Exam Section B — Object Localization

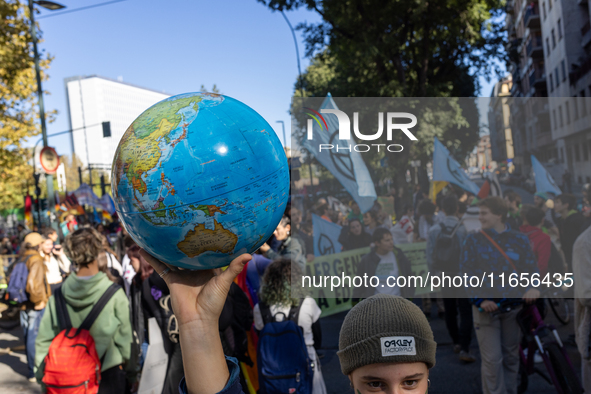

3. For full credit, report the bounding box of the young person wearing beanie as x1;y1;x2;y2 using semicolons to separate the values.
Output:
338;294;436;393
142;248;437;394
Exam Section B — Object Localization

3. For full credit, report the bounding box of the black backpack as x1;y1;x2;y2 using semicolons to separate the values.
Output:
432;222;463;272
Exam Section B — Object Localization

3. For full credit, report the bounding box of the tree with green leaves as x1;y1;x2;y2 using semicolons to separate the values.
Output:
0;0;55;210
259;0;502;198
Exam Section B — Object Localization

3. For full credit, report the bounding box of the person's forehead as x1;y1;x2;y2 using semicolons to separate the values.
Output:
353;362;427;380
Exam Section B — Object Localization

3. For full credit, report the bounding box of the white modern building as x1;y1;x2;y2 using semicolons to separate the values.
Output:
65;75;170;168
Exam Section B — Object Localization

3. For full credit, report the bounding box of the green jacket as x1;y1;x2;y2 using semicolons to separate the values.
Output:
35;272;135;382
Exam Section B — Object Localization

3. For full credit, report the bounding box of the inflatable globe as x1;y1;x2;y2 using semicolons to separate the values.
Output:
111;93;289;269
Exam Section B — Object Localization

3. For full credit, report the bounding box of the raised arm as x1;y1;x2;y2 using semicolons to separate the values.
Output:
141;251;251;394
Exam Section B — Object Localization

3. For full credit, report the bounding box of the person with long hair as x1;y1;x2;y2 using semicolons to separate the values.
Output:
128;241;184;394
39;236;71;293
140;251;437;394
253;259;326;394
338;218;372;251
35;228;134;391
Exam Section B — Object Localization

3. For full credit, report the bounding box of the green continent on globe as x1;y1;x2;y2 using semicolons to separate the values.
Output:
177;220;238;258
114;95;203;202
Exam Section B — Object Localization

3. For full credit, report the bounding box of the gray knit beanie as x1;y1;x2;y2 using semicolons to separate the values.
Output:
337;294;436;375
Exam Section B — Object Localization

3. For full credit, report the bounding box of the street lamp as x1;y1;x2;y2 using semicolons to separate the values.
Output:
280;11;305;96
28;0;66;229
275;120;287;147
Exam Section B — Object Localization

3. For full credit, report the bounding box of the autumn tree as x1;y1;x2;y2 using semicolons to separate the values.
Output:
0;0;55;210
259;0;504;196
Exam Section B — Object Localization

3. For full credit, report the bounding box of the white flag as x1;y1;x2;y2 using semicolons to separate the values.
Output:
432;137;480;195
312;214;343;256
302;94;377;213
531;155;561;195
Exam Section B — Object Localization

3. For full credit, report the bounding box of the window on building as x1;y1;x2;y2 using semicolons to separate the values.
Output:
583;141;589;161
566;101;571;124
552;29;556;48
546;38;551;55
549;0;552;9
559;105;564;127
582;90;588;116
558;19;562;40
560;147;564;162
561;60;567;82
555;68;560;87
574;95;579;120
579;176;583;184
567;146;573;164
588;176;591;183
552;109;557;129
543;2;547;19
549;73;554;92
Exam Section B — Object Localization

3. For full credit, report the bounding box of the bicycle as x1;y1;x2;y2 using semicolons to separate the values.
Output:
546;295;570;325
541;275;572;325
489;299;582;394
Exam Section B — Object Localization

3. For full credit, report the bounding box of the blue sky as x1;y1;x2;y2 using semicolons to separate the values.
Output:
33;0;498;157
34;0;323;154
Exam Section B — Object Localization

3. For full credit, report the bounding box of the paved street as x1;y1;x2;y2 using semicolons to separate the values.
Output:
0;321;41;394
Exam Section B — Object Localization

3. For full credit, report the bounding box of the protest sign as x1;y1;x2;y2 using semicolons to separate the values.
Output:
304;242;429;317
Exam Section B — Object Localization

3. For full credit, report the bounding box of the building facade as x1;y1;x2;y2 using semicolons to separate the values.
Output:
65;75;170;168
541;0;591;185
502;0;591;186
488;75;515;171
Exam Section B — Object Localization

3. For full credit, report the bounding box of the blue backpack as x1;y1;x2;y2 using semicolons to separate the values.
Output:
6;255;32;305
257;301;313;394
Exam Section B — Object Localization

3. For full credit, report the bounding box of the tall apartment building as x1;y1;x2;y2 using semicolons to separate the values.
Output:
65;76;170;168
541;0;591;184
505;0;552;176
500;0;591;185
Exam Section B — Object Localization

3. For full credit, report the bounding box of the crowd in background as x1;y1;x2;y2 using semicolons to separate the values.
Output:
0;181;590;393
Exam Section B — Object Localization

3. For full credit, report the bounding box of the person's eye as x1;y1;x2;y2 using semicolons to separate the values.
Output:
366;381;385;390
402;379;419;389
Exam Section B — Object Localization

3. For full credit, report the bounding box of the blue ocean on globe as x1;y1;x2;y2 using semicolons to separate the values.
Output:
111;92;289;269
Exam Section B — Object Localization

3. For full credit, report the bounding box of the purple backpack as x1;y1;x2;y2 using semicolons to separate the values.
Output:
6;255;32;304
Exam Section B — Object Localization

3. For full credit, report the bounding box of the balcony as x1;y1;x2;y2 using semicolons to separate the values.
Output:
526;36;544;58
529;68;546;91
524;4;540;29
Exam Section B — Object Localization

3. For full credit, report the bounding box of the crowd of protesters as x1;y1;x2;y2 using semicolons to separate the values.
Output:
0;181;590;394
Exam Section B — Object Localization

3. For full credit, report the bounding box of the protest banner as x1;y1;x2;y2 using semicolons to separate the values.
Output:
304;242;429;317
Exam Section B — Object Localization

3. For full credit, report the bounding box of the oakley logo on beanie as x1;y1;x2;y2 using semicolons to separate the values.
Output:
381;336;416;356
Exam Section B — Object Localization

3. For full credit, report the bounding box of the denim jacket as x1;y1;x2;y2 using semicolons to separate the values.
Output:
460;226;538;306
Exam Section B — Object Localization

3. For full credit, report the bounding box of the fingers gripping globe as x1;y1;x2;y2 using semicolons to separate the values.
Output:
111;93;289;269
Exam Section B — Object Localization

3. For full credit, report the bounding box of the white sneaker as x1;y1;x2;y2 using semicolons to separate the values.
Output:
523;348;544;363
